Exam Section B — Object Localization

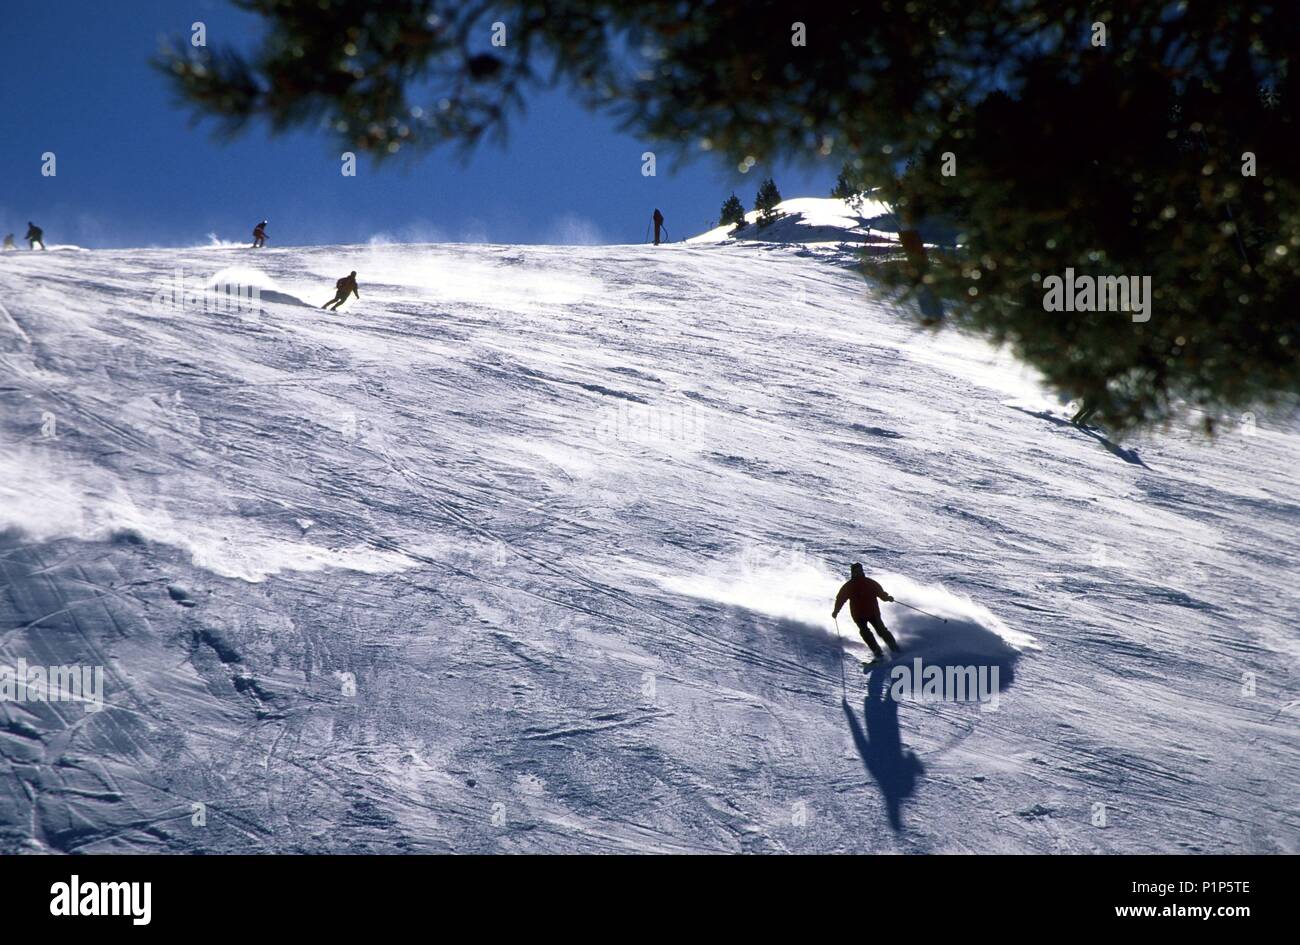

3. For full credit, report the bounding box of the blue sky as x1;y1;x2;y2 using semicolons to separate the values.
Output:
1;0;838;248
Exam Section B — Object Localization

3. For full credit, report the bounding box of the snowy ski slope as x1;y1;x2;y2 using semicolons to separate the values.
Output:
0;203;1296;853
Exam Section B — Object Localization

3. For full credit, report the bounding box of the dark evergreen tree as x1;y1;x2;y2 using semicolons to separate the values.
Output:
831;162;867;211
159;2;1300;432
754;178;782;227
719;192;746;229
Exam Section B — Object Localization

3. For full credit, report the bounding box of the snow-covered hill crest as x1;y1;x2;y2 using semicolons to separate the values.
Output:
688;195;897;248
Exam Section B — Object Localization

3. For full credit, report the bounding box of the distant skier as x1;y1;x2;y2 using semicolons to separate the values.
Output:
323;271;359;311
26;222;46;251
832;562;901;666
2;234;15;251
652;208;665;245
252;221;268;248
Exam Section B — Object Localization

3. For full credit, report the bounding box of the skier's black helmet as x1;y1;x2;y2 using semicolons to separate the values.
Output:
850;562;865;577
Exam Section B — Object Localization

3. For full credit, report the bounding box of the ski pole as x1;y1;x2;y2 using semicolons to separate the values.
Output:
893;600;947;623
644;222;651;243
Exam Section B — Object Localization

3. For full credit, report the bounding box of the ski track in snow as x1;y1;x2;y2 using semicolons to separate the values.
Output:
0;232;1296;854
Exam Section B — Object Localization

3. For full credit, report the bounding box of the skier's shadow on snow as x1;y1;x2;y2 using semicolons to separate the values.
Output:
836;612;1023;833
842;672;923;833
1008;406;1148;467
257;290;314;308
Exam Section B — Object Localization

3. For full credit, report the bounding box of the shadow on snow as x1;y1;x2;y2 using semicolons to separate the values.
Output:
835;610;1025;833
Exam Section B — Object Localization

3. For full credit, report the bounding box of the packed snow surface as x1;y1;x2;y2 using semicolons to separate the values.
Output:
0;210;1295;852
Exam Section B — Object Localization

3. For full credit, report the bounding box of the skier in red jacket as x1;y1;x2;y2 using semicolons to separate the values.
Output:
832;562;901;663
252;220;268;248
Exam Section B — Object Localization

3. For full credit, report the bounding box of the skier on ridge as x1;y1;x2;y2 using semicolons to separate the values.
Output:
832;562;901;668
652;208;665;245
25;222;46;251
323;271;359;311
252;220;268;248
